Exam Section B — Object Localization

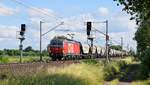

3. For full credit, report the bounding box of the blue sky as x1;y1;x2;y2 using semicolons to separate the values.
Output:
0;0;137;51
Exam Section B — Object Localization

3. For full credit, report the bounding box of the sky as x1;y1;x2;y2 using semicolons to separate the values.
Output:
0;0;137;51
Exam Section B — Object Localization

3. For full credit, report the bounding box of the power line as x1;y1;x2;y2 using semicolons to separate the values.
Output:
95;28;120;45
94;28;121;45
11;0;63;22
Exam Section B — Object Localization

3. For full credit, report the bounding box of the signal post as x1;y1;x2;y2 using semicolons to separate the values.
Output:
86;20;110;63
86;22;95;58
18;24;26;63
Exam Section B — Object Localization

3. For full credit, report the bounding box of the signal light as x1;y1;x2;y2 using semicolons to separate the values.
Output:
87;22;91;30
87;22;92;35
20;24;26;36
21;24;26;32
87;30;90;35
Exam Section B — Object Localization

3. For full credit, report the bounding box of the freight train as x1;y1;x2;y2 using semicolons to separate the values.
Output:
47;36;128;61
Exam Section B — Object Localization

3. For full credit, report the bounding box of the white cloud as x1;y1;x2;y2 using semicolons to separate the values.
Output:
61;13;95;31
98;7;109;16
0;25;18;38
0;25;19;49
108;13;137;50
0;4;19;15
28;9;95;36
28;8;54;16
28;7;59;22
110;14;137;32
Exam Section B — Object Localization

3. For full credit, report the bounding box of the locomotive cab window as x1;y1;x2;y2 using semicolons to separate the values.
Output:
50;40;57;45
50;40;63;46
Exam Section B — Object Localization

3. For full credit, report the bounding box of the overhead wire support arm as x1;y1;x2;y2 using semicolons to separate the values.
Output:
95;29;106;36
42;22;64;36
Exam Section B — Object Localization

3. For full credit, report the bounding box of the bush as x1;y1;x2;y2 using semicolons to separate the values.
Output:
139;48;150;79
103;61;127;81
141;48;150;67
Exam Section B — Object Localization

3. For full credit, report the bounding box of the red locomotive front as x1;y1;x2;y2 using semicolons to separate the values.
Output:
47;36;80;60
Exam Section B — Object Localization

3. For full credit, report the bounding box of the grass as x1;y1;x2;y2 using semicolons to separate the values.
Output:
1;63;104;85
121;57;134;64
0;56;49;63
131;80;150;85
110;79;119;85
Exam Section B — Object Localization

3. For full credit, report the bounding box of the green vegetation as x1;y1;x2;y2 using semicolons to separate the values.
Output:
114;0;150;79
0;46;49;64
103;61;127;80
133;13;150;79
0;59;123;85
0;46;49;57
0;56;49;63
114;0;150;24
1;57;150;85
0;56;9;63
135;20;150;54
109;45;122;51
1;63;104;85
138;48;150;79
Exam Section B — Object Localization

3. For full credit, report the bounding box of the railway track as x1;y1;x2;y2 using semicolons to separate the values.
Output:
0;60;81;69
0;56;124;68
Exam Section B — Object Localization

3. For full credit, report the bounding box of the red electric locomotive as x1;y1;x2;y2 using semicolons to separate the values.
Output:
47;36;81;60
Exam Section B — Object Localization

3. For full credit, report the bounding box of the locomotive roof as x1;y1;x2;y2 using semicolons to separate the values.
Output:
51;37;80;43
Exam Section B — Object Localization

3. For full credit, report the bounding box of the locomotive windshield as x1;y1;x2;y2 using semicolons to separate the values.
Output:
50;39;63;45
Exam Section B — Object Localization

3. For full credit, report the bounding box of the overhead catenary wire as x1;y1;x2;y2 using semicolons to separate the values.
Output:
41;22;64;36
94;28;123;45
53;21;122;47
11;0;63;22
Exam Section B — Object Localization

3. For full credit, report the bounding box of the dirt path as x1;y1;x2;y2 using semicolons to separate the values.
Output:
104;82;131;85
104;63;141;85
120;63;140;82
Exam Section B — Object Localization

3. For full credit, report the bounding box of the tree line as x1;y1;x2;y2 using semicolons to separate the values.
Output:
0;46;49;57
